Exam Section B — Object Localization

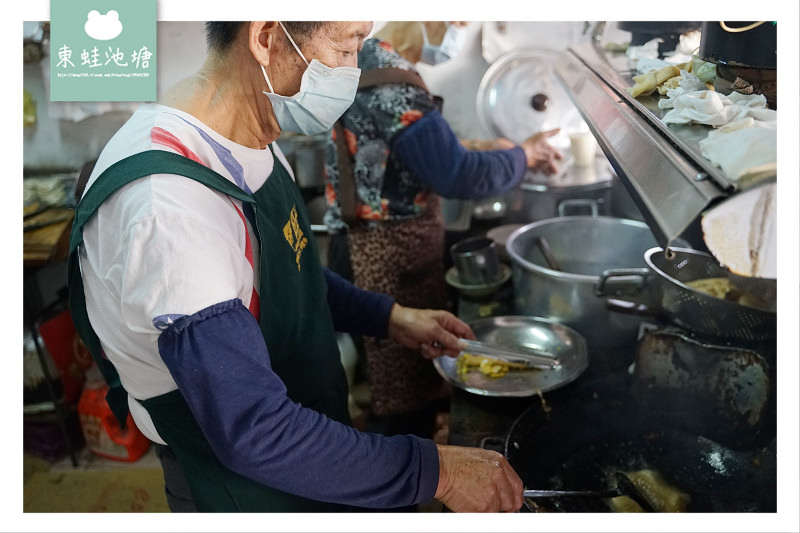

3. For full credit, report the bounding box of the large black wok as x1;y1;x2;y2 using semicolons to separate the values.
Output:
504;383;776;513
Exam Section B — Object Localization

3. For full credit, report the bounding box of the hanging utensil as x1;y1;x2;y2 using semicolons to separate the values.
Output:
534;235;561;271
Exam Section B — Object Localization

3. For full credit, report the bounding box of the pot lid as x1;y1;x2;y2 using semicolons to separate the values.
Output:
476;48;587;150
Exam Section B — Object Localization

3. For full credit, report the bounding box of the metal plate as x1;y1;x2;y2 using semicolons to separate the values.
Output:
433;316;589;397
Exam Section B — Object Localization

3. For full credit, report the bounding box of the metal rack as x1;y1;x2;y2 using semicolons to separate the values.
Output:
553;40;772;250
23;206;81;467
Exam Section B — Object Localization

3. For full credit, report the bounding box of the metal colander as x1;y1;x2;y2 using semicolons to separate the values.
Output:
644;247;776;343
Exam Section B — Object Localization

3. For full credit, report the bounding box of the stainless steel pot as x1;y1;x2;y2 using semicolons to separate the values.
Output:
501;160;614;225
506;217;658;353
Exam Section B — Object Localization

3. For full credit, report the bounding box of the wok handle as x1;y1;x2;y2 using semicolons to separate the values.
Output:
594;267;650;297
478;436;505;453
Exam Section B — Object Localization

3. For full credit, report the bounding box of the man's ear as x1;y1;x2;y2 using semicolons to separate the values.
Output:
249;21;279;67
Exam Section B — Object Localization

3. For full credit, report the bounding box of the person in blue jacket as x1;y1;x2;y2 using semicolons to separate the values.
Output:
69;21;524;513
324;21;563;443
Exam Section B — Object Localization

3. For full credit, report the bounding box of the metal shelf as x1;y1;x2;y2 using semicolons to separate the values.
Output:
554;41;740;250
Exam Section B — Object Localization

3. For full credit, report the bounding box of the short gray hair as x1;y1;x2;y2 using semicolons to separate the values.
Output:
204;22;327;53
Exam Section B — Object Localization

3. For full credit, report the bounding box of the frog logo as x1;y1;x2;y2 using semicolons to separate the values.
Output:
84;10;124;41
283;206;308;271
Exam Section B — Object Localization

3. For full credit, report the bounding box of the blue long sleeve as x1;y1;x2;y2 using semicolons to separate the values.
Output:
324;268;395;338
157;298;439;508
391;110;527;199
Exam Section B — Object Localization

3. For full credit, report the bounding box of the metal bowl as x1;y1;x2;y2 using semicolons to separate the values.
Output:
445;264;511;300
433;316;589;397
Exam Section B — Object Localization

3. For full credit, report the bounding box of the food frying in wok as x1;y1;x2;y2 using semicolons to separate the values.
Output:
607;469;691;513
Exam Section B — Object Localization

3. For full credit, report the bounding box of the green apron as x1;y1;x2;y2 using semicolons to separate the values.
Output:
68;149;351;512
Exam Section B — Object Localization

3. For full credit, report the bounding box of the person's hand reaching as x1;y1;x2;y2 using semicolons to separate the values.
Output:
435;445;524;512
520;128;564;175
387;303;476;359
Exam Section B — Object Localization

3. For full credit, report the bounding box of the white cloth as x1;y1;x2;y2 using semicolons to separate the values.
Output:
79;103;291;442
699;118;777;181
660;90;777;127
657;85;777;182
661;30;700;65
656;88;777;182
629;32;699;72
634;57;672;75
626;37;660;67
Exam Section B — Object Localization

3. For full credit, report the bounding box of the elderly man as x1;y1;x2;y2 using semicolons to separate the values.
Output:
68;21;523;513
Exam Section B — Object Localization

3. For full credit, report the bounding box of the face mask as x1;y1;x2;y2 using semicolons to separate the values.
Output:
419;22;467;65
262;22;361;136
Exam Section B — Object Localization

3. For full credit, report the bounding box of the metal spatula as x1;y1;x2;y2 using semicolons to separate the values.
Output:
523;472;655;512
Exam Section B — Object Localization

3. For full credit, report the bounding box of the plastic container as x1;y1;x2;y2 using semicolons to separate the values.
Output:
77;365;150;462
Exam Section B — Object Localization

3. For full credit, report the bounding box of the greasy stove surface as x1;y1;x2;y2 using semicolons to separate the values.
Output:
448;352;632;449
449;353;776;512
447;289;777;512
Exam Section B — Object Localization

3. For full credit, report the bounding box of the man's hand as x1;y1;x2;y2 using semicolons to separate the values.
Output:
387;304;476;359
435;445;524;512
520;128;564;175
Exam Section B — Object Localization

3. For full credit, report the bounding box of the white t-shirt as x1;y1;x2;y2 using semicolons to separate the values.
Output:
80;103;293;443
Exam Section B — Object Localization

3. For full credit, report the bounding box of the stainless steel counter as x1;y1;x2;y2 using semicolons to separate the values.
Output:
554;41;775;250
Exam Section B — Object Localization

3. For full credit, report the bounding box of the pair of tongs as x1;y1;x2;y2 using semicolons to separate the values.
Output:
523;472;655;512
457;338;561;369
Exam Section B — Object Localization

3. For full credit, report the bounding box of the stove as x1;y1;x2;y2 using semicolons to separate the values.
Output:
446;289;777;512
